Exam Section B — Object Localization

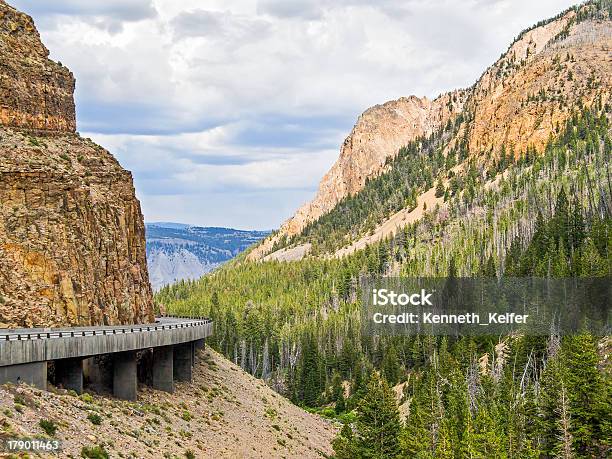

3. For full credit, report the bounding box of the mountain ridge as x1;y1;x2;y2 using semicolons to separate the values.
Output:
249;0;611;261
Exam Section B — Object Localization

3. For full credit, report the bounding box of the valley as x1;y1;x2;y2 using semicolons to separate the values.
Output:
160;2;612;457
146;223;269;290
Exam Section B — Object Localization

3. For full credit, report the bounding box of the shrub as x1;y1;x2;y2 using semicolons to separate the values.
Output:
81;445;109;459
39;419;57;436
87;413;102;425
181;411;192;422
185;450;195;459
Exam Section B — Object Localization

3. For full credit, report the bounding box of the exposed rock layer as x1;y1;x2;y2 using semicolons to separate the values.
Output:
0;0;75;132
0;0;153;327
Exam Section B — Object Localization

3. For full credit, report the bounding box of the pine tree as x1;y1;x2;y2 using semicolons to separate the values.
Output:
482;254;497;277
551;187;570;250
332;423;359;459
435;180;445;198
331;370;346;413
355;373;402;458
569;199;585;252
561;333;609;456
540;355;565;456
579;237;608;276
402;370;435;456
381;343;401;386
298;332;324;407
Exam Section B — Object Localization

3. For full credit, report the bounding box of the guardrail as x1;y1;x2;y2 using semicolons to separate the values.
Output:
0;317;212;342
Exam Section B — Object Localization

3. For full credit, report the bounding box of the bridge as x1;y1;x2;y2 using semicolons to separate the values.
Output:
0;317;212;400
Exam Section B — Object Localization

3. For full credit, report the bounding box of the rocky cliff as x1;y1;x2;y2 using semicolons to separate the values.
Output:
249;1;611;260
0;1;75;132
0;0;154;328
248;92;466;260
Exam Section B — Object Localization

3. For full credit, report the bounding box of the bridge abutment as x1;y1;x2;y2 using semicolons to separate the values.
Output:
152;345;174;393
113;351;137;401
173;342;193;382
55;357;83;394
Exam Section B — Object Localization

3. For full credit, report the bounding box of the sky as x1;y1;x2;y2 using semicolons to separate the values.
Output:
12;0;577;230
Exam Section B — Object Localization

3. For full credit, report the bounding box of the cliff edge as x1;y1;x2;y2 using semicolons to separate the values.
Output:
0;0;154;327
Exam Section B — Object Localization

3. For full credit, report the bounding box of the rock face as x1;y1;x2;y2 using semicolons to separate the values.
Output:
462;9;611;158
248;92;466;260
284;93;466;236
250;3;611;260
0;0;154;328
0;0;75;132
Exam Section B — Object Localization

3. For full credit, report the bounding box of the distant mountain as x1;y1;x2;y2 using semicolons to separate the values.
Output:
145;223;269;290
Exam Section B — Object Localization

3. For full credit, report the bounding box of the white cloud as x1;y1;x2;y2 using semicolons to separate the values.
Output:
10;0;578;228
11;0;157;32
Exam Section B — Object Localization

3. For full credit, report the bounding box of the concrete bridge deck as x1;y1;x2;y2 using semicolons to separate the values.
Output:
0;317;213;400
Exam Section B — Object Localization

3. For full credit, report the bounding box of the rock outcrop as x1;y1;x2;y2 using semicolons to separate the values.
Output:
0;0;154;327
248;92;466;260
461;9;611;158
250;2;611;260
0;0;75;132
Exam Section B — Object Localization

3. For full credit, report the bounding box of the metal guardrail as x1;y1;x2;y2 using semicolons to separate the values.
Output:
0;317;212;342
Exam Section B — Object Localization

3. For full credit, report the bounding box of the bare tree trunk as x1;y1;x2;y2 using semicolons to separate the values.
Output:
556;383;574;459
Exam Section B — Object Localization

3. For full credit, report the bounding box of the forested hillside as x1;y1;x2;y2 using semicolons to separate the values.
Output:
157;2;611;457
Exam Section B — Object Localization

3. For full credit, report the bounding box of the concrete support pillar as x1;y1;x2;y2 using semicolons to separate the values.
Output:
113;351;137;400
152;346;174;393
55;358;83;394
173;343;193;382
0;362;47;390
83;355;113;393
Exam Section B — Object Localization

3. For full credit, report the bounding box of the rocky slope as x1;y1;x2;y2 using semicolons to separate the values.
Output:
0;348;337;458
250;1;611;260
248;92;466;260
146;223;269;290
0;0;154;327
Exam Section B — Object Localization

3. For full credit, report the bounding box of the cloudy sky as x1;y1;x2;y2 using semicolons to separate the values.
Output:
13;0;576;230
